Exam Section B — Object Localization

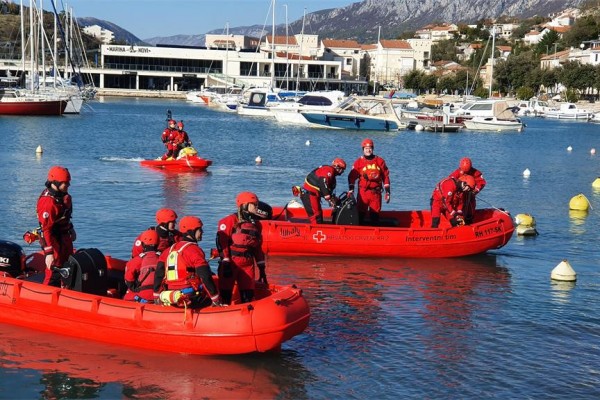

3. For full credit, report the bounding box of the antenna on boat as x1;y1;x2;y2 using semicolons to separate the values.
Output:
166;109;172;126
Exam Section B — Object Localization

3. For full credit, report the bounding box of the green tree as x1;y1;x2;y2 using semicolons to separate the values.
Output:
516;86;535;100
537;30;560;55
431;40;458;62
560;15;600;48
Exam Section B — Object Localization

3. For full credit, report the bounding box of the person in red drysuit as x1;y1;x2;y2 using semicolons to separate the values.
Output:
448;157;486;224
216;191;268;305
36;165;76;287
173;121;192;158
430;175;475;228
347;138;391;225
153;216;222;307
131;208;182;258
161;119;178;160
300;158;347;224
124;229;160;302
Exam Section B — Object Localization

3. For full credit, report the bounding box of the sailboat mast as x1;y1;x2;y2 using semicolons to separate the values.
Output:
284;3;288;90
295;8;305;92
489;25;495;98
271;0;276;89
20;0;25;73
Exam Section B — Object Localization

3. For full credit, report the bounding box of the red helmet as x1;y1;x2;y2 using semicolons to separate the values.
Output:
177;121;184;129
155;208;178;224
236;191;259;208
140;229;159;246
459;175;476;190
332;158;347;171
168;119;176;126
459;157;472;173
47;166;71;183
361;138;374;148
179;216;203;233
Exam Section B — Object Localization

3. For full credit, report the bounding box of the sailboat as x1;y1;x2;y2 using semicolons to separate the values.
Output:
0;0;67;116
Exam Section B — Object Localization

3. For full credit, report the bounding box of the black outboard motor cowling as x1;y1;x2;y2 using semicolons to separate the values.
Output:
0;240;26;278
63;248;108;295
254;201;273;220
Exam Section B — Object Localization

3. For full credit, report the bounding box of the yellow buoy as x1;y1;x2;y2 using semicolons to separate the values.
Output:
35;145;43;154
514;213;535;227
569;193;590;211
592;177;600;189
551;260;577;282
516;224;538;236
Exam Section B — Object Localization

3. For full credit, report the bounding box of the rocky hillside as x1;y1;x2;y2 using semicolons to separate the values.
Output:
143;0;586;46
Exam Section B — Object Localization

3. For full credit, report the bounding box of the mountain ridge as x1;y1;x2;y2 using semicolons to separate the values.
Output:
79;0;586;46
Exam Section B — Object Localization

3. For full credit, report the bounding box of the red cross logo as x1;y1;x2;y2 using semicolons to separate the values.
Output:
312;230;327;243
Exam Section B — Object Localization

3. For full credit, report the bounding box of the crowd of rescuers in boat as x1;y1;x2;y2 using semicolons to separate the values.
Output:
160;119;192;160
295;138;485;228
32;152;484;306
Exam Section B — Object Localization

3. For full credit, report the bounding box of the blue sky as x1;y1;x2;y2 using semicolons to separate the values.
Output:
50;0;358;39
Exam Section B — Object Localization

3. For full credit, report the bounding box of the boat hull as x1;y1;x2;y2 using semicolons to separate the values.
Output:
140;156;212;172
0;253;309;355
0;99;67;115
301;112;399;131
260;207;514;258
463;118;523;131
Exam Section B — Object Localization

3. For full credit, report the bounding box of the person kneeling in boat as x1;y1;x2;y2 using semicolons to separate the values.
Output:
347;138;391;225
216;192;268;305
153;216;222;307
161;119;178;160
131;208;182;258
448;157;486;224
36;166;76;287
300;158;347;224
430;175;475;228
123;229;160;303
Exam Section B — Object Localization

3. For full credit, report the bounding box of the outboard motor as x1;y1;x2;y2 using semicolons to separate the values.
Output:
254;201;273;220
332;192;360;225
0;240;26;278
63;248;108;296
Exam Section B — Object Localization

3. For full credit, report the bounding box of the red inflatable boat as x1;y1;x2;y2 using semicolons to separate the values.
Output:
140;147;212;172
0;244;309;355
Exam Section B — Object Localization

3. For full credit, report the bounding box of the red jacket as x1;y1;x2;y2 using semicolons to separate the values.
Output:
36;188;73;257
303;165;337;199
216;213;265;265
449;167;486;193
348;155;390;192
161;127;176;144
431;177;465;216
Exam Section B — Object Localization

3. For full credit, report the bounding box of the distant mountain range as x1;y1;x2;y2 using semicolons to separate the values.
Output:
78;0;585;46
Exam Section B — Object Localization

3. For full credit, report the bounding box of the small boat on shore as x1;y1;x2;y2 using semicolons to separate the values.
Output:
0;242;309;355
259;196;514;258
141;147;212;172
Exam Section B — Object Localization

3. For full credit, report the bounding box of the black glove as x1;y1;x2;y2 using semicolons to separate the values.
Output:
258;264;268;284
220;260;233;278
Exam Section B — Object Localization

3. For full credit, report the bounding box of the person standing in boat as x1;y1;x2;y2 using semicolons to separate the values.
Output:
153;216;222;307
131;208;182;258
124;229;160;303
448;157;486;224
347;138;391;225
161;119;177;160
430;175;475;228
216;192;268;305
36;166;76;287
301;158;347;224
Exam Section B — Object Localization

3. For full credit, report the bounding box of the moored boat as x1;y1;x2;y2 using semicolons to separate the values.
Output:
259;197;514;258
140;147;212;172
0;89;68;116
0;242;310;355
543;102;594;120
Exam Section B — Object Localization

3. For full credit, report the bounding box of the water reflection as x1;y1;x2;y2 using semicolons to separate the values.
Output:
268;255;511;367
569;209;588;235
550;280;577;304
0;323;310;399
148;169;210;212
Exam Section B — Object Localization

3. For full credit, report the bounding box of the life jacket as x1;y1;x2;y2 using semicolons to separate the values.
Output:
39;189;72;235
136;251;159;292
361;163;382;182
230;221;260;257
165;241;195;288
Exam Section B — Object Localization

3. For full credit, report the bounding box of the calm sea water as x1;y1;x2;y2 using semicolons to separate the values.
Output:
1;97;600;399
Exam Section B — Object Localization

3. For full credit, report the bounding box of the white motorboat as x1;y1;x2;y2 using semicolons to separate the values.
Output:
543;103;594;120
462;100;523;132
272;91;346;124
236;88;283;117
589;112;600;123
